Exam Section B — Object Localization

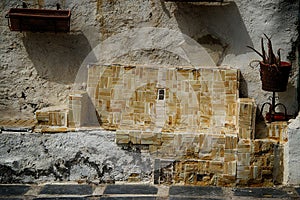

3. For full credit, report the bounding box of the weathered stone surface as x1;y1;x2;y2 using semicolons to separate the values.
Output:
284;114;300;185
0;131;152;184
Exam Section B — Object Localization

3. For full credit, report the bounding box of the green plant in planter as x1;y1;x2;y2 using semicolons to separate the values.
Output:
247;34;291;92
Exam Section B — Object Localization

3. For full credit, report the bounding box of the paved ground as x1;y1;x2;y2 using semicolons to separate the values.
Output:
0;184;299;200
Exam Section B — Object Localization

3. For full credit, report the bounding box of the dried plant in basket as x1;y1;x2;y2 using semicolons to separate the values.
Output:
247;34;282;68
247;34;291;92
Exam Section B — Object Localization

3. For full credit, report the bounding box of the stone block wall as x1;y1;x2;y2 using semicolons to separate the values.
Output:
0;0;298;186
30;64;294;186
85;64;263;186
87;64;239;134
35;106;68;133
149;98;255;186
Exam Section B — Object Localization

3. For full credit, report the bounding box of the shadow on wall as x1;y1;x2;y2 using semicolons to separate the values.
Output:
173;2;253;65
22;32;97;84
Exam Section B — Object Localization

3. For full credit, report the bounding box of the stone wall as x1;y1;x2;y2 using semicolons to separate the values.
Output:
66;64;279;186
0;122;289;186
87;65;239;133
0;0;299;186
4;63;287;186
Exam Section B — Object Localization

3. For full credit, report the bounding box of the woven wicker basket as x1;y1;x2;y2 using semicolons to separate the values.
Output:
260;61;291;92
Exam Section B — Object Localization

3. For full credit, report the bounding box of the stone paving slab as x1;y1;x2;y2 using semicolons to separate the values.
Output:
232;187;289;198
33;198;87;200
0;198;23;200
170;198;224;200
0;185;31;196
39;184;93;195
169;186;223;197
100;197;156;200
103;185;158;195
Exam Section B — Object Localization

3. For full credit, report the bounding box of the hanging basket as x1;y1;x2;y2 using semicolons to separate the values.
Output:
260;61;291;92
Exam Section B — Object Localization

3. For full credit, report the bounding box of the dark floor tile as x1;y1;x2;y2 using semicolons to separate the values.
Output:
169;186;223;196
233;187;289;198
170;198;224;200
100;197;156;200
0;185;30;196
0;198;23;200
39;184;92;195
33;198;87;200
103;185;158;195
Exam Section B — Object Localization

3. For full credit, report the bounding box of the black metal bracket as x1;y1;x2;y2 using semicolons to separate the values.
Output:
260;91;288;122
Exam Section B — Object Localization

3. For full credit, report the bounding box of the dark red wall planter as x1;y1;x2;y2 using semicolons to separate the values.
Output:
5;8;71;33
260;61;292;92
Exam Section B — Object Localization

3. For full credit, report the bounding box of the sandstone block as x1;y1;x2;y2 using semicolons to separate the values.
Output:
224;152;236;162
36;112;49;123
41;126;68;133
116;131;129;144
224;161;237;175
209;161;223;173
238;127;253;139
49;112;67;126
217;175;236;186
237;153;251;165
266;121;288;142
141;131;155;145
129;131;141;144
237;168;251;180
225;136;237;149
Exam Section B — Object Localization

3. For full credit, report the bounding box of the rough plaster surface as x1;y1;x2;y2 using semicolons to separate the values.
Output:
0;130;152;183
284;114;300;185
0;0;298;119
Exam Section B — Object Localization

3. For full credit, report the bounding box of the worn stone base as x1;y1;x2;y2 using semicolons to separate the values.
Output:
0;130;152;184
0;129;289;187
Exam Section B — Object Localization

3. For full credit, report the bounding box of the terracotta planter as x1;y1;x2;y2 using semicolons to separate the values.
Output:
260;61;291;92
